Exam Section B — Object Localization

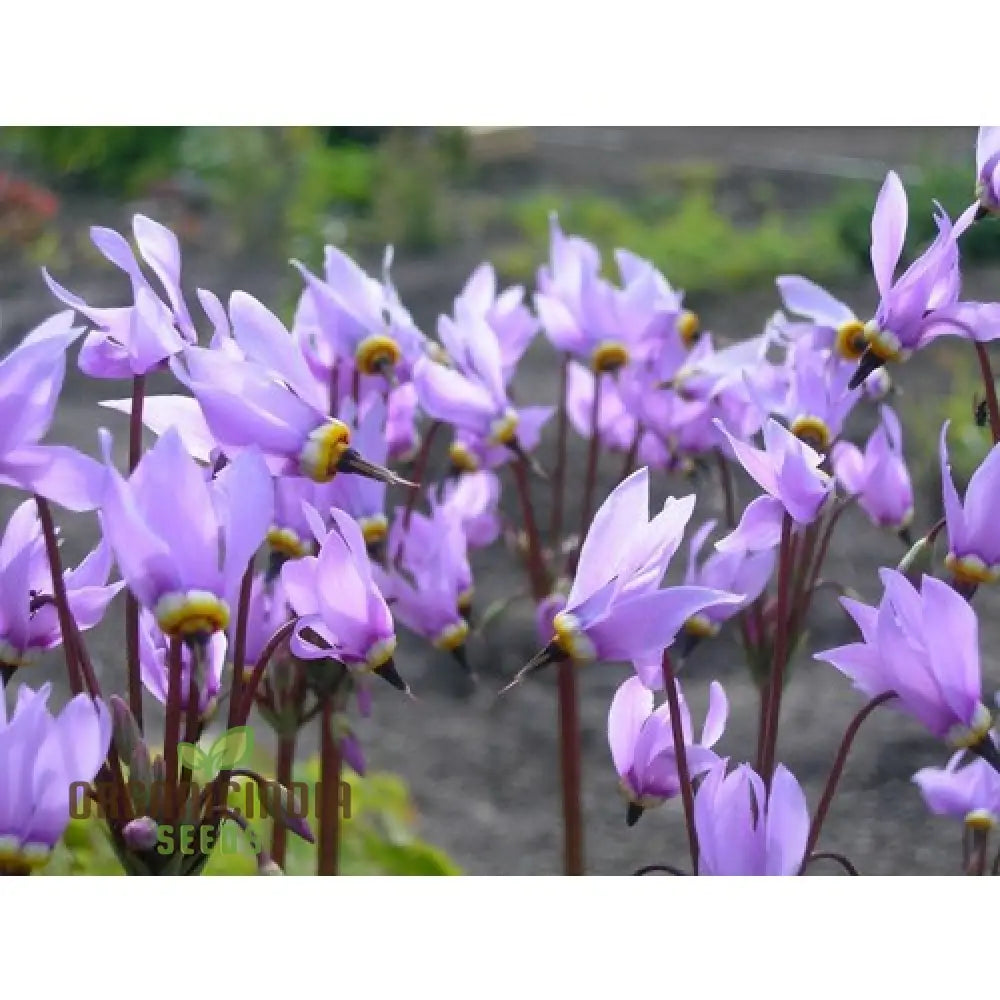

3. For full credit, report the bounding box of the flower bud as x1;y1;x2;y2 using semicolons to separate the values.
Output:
123;816;159;852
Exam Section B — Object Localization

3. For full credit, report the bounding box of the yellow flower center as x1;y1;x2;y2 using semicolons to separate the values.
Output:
363;635;397;671
834;320;868;361
0;837;50;875
684;614;719;639
965;808;997;831
359;515;388;546
355;334;402;376
299;419;352;483
0;640;41;670
155;590;231;639
433;620;469;652
266;526;310;560
946;703;993;749
677;310;701;348
618;778;667;810
449;441;480;472
552;611;596;662
790;415;832;451
945;553;1000;587
591;340;629;373
489;410;519;446
863;321;909;364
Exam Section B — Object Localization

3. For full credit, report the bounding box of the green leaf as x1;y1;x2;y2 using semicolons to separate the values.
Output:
176;742;207;774
210;726;254;769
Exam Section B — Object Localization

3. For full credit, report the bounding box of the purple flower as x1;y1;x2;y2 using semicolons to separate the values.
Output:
680;519;775;639
776;274;868;362
0;500;122;671
609;675;727;824
509;468;740;685
0;313;105;511
174;292;410;489
385;383;421;464
99;426;273;642
694;761;809;875
436;471;501;549
0;680;110;873
281;509;401;684
138;611;226;720
455;263;538;379
832;406;913;532
43;215;194;378
99;393;218;465
241;575;292;673
267;477;328;570
447;406;553;473
292;245;427;382
940;422;1000;586
913;749;1000;830
975;126;1000;215
850;171;988;385
715;418;833;553
327;398;391;546
815;570;993;749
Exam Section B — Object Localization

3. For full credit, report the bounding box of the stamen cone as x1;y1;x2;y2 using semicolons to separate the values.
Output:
496;641;566;697
625;802;644;827
337;448;417;488
506;437;549;481
971;733;1000;775
848;348;884;390
373;657;410;694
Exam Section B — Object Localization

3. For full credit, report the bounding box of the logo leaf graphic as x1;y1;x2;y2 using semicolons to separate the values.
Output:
210;726;254;770
177;742;208;774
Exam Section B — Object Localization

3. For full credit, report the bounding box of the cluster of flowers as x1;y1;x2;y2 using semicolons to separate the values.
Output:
4;128;1000;876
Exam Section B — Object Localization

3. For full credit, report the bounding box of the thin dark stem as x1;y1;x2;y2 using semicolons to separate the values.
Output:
661;650;698;873
973;341;1000;445
714;449;737;528
806;851;859;875
759;515;794;787
556;660;584;875
800;690;896;868
271;733;296;868
34;497;83;695
227;564;255;730
633;863;687;876
392;419;441;567
619;423;641;483
548;354;568;551
511;454;551;601
126;373;145;731
317;696;341;875
568;371;603;576
237;619;296;723
164;639;184;813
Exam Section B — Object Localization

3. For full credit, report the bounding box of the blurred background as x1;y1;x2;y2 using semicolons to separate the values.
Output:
2;126;998;874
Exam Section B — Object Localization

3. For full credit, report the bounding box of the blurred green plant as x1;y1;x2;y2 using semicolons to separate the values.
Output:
3;127;184;194
42;762;460;876
497;182;849;296
823;164;1000;270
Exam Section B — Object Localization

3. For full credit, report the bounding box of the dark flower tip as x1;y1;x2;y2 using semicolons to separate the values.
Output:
625;802;644;827
848;348;884;390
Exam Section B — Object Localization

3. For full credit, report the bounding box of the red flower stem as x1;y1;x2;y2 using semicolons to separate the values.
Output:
317;695;342;875
619;424;641;483
236;619;297;723
511;454;551;601
567;371;603;576
34;496;84;696
714;448;737;527
126;373;146;731
271;733;297;868
974;341;1000;445
227;563;255;729
800;690;896;868
759;515;794;787
548;355;569;551
661;650;698;872
556;660;584;875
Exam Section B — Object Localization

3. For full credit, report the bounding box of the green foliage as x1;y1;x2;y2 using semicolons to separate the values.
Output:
824;164;1000;269
498;183;848;296
40;763;459;876
4;127;183;194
